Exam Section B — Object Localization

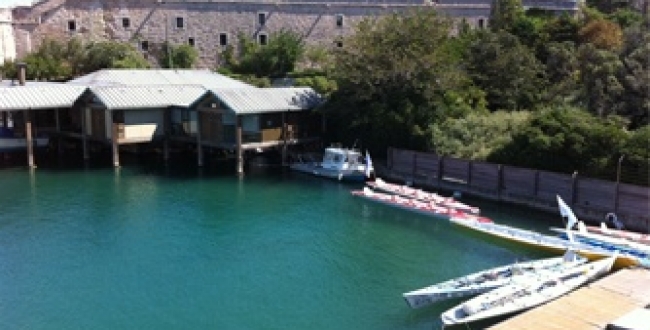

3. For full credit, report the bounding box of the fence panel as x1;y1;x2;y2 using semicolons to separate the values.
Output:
537;171;574;206
413;152;439;182
442;157;470;184
391;149;415;177
502;166;536;198
469;161;500;193
384;148;649;229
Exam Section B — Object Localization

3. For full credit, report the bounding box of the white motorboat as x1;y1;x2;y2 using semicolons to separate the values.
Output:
403;249;587;309
290;145;373;182
440;254;617;325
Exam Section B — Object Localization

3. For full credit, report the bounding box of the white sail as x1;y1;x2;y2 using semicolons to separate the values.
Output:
556;195;578;231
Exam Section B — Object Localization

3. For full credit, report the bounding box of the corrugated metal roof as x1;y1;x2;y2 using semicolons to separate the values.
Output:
68;69;253;89
0;85;87;111
90;85;206;110
208;87;323;114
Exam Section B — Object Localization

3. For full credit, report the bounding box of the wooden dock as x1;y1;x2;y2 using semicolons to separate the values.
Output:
489;267;650;330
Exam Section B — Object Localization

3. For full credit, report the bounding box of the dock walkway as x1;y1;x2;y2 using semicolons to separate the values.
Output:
489;267;650;330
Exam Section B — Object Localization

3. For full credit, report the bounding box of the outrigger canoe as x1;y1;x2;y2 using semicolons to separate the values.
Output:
403;249;587;309
441;254;617;325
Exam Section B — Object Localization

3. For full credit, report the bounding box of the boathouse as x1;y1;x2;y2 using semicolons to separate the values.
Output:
0;68;323;172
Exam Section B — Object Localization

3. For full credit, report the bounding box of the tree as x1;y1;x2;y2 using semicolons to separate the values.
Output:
488;107;629;177
159;43;198;69
577;43;624;118
616;24;650;128
489;0;525;32
323;9;483;153
220;30;305;78
466;31;547;111
84;41;149;72
579;19;624;50
430;111;530;159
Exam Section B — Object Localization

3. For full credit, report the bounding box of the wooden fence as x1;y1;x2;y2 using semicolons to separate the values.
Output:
384;148;650;233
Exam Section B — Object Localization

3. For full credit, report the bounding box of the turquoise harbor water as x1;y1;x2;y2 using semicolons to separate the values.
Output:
0;158;561;330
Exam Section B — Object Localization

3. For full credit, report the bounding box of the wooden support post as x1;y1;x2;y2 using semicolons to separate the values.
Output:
497;164;503;200
163;108;170;163
55;109;62;157
111;112;120;167
236;116;243;175
196;111;203;167
437;155;444;188
468;160;473;188
24;110;35;168
282;112;287;166
81;107;89;161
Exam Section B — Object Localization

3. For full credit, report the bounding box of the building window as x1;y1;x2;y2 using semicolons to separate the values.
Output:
176;17;184;29
188;37;195;47
67;20;76;32
219;33;228;46
478;19;485;29
257;12;267;26
122;17;130;28
140;40;149;51
335;14;344;28
258;33;268;45
335;40;343;48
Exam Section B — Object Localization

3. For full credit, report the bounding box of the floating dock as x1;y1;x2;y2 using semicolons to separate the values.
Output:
489;267;650;330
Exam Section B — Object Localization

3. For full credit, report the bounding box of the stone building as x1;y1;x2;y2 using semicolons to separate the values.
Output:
9;0;580;69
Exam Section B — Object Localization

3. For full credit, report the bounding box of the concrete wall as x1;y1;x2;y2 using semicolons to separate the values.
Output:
10;0;578;69
0;8;16;63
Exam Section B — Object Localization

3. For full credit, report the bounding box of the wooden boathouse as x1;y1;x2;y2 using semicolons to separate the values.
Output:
0;68;323;173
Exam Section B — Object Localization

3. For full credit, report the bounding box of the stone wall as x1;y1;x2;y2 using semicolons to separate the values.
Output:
11;0;576;69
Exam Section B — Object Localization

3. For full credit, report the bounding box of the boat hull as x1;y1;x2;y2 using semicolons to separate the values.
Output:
403;252;587;309
290;163;367;182
0;137;49;152
450;217;644;270
441;255;616;325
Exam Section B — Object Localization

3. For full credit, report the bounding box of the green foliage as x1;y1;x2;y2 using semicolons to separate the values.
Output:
608;8;644;28
84;41;149;72
489;0;525;32
159;43;198;69
544;41;580;105
293;75;337;97
323;9;482;153
220;30;305;78
619;125;650;185
487;107;629;177
430;111;530;159
466;31;547;111
616;24;650;128
577;43;624;117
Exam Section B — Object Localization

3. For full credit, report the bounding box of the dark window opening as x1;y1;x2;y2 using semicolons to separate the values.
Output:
176;17;184;29
478;19;485;29
336;14;344;28
67;20;76;32
141;40;149;51
258;34;268;45
188;37;195;47
122;17;130;28
336;41;343;48
258;12;266;26
219;33;228;46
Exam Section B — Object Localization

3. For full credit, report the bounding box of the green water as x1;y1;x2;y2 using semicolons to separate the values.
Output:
0;159;561;330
